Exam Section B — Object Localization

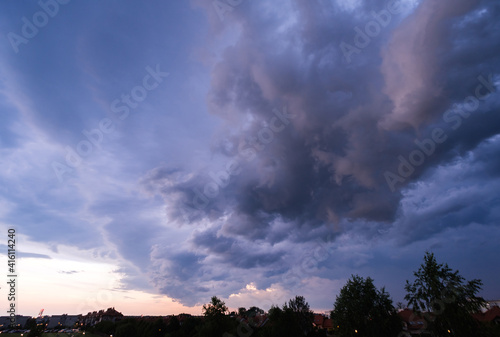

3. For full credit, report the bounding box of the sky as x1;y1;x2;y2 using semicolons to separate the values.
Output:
0;0;499;317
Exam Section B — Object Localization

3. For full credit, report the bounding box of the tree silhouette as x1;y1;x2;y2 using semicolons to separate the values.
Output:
405;252;485;337
202;296;228;318
199;296;235;337
285;296;314;336
331;275;401;337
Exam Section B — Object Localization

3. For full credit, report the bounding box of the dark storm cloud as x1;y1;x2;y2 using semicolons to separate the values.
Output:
391;135;500;245
149;246;211;305
155;0;498;228
138;0;500;305
192;227;284;268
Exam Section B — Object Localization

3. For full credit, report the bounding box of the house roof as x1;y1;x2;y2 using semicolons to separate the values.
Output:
102;308;123;317
313;314;325;325
398;309;422;322
323;318;333;329
473;306;500;322
398;309;426;331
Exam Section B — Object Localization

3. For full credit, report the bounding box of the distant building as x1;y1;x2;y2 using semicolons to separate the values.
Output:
47;315;63;329
81;307;123;326
312;314;333;335
313;313;324;327
398;306;500;335
36;315;50;326
398;308;426;334
0;315;31;330
473;306;500;325
47;314;81;329
323;318;333;334
65;315;80;328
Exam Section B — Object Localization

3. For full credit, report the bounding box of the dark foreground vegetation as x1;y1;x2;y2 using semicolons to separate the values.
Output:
84;253;500;337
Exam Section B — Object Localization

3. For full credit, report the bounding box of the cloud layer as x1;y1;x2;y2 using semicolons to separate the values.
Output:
139;0;500;305
0;0;499;311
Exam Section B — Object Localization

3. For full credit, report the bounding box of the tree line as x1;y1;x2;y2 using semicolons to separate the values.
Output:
87;252;499;337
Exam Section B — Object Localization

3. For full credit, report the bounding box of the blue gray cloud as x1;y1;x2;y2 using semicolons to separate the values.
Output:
0;0;499;311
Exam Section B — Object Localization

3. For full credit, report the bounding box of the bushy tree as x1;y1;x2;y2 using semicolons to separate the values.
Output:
261;296;314;337
247;306;264;316
198;296;235;337
141;318;167;337
285;296;314;336
167;316;202;337
26;319;44;337
165;316;181;335
202;296;228;318
405;252;485;337
268;304;283;320
94;320;116;335
331;275;401;337
238;307;247;316
115;322;137;337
